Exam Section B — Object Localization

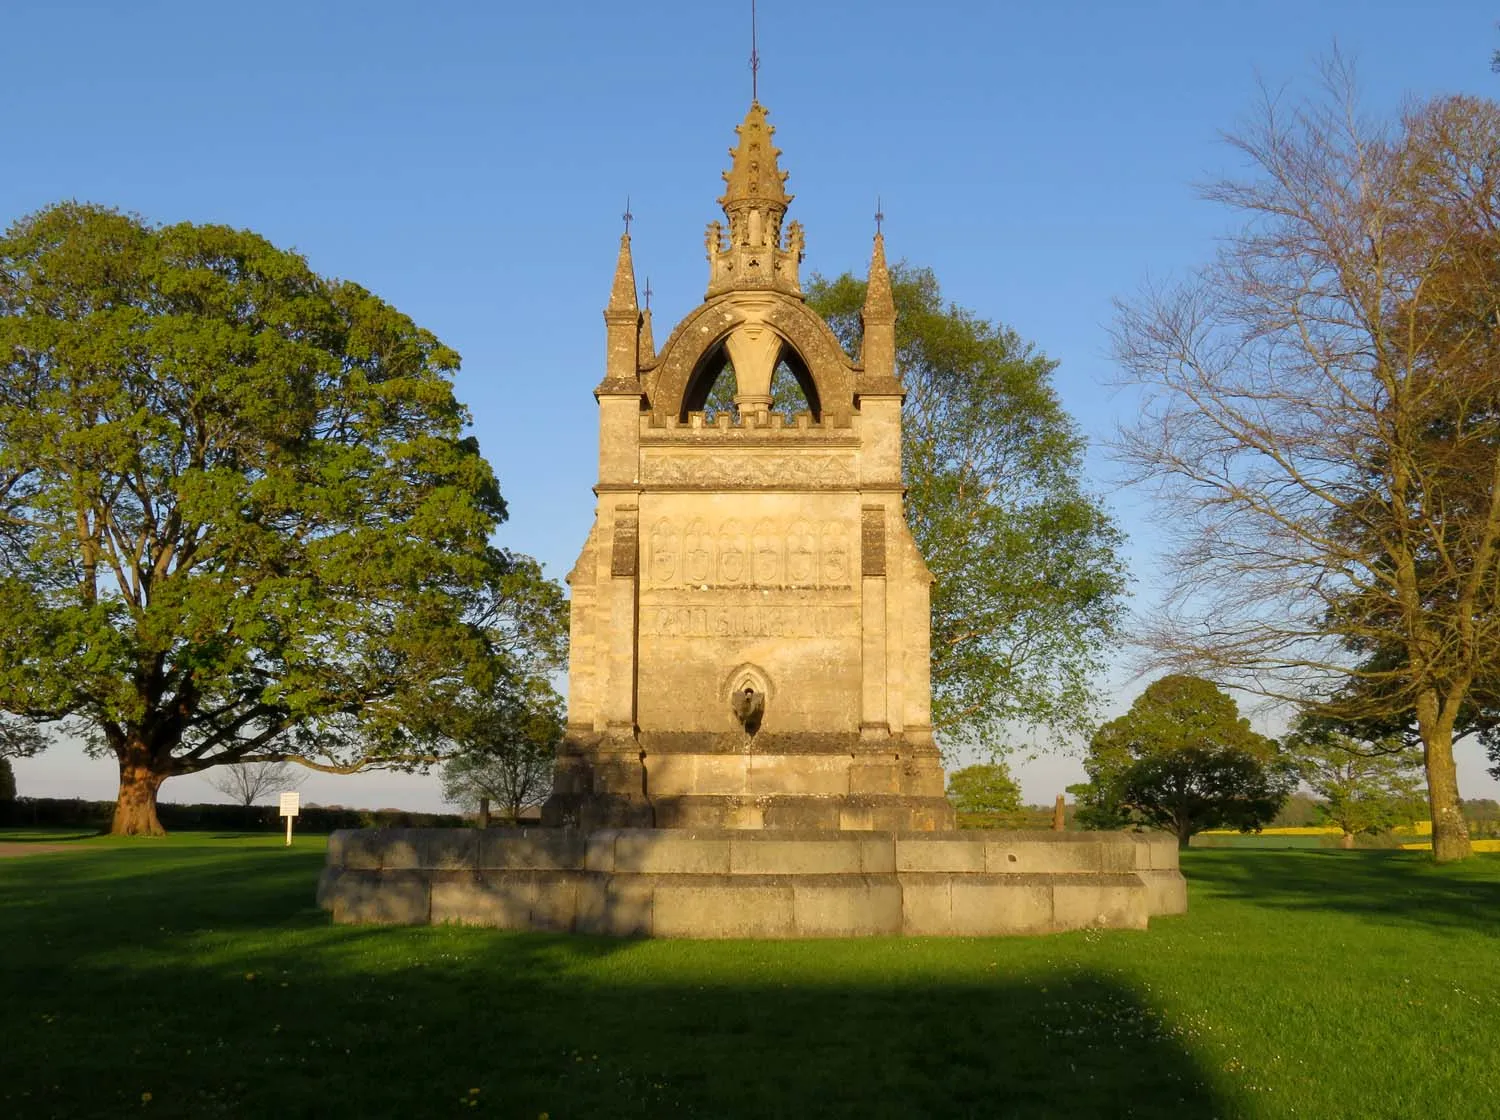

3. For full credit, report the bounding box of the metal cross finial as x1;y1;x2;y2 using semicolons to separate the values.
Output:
875;196;884;235
622;196;633;235
643;276;653;311
750;0;760;102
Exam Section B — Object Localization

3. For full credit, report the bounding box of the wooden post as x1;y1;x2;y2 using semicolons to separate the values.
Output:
479;797;491;830
1052;794;1066;831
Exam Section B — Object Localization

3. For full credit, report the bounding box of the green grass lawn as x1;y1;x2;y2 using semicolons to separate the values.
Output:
2;832;1497;1119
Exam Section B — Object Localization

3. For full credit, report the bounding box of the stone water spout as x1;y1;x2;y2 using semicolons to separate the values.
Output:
731;685;764;736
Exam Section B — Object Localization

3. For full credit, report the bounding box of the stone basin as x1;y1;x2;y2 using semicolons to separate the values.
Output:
317;827;1186;938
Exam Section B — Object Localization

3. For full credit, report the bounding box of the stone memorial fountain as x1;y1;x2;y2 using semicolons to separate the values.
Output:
317;102;1186;937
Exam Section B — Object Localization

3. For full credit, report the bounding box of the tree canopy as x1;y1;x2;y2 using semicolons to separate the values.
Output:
945;762;1023;817
1283;718;1425;845
1074;675;1293;847
806;266;1126;748
1111;66;1500;860
0;202;567;834
441;674;563;824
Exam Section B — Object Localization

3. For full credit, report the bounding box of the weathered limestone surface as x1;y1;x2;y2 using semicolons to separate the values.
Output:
319;829;1188;938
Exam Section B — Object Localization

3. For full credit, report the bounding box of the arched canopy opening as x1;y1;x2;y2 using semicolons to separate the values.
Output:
680;337;821;422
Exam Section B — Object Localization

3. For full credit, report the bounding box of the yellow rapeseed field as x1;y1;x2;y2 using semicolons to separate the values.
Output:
1401;839;1500;851
1203;822;1433;836
1199;820;1499;851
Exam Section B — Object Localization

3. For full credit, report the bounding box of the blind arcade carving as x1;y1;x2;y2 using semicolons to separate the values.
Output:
646;517;853;590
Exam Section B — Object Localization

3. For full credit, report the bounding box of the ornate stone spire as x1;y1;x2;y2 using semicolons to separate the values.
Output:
719;101;792;215
860;231;899;387
706;102;804;298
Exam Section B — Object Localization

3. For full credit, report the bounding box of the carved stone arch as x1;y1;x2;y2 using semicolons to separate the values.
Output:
680;335;821;420
648;294;856;424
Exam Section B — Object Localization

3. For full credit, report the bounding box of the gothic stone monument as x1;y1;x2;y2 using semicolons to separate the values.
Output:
542;100;951;833
318;101;1187;937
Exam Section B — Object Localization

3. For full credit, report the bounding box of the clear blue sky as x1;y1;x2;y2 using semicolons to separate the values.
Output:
5;0;1498;808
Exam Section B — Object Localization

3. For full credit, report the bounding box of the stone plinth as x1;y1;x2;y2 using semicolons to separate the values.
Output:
318;828;1187;938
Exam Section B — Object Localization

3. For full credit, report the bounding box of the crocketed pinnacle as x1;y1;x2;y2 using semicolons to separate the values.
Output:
718;101;792;212
607;233;638;315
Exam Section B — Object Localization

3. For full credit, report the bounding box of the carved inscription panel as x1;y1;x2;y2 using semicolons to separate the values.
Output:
644;601;859;640
646;516;852;590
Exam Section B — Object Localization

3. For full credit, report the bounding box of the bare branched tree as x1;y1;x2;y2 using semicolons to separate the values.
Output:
1112;60;1500;861
205;760;305;808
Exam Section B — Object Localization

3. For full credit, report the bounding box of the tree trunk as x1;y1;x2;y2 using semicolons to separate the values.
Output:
112;752;166;836
1423;732;1471;862
1416;697;1472;862
1339;831;1355;850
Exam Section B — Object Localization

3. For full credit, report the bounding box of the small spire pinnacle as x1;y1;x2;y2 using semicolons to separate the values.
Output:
637;283;656;366
607;230;638;315
860;226;898;382
864;226;895;324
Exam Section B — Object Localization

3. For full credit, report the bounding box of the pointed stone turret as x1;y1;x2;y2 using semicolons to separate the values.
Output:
637;305;655;367
608;232;639;315
860;231;898;387
858;230;904;487
600;233;640;390
596;231;643;495
706;102;805;298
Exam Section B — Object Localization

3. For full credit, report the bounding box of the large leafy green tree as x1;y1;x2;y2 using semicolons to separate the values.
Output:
1075;676;1294;848
0;203;566;835
807;267;1126;747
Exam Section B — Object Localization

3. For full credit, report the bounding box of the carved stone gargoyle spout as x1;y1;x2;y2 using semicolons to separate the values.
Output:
730;686;765;736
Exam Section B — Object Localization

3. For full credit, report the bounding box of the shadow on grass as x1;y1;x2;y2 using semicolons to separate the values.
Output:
1184;848;1500;935
0;830;102;843
0;844;1225;1119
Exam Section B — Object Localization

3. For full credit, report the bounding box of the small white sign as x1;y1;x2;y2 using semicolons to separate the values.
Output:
279;791;301;818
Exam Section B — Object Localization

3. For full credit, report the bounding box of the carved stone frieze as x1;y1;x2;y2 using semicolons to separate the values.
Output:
642;453;856;489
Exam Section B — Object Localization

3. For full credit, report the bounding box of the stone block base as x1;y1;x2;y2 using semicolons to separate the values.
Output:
541;792;956;832
318;829;1186;938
